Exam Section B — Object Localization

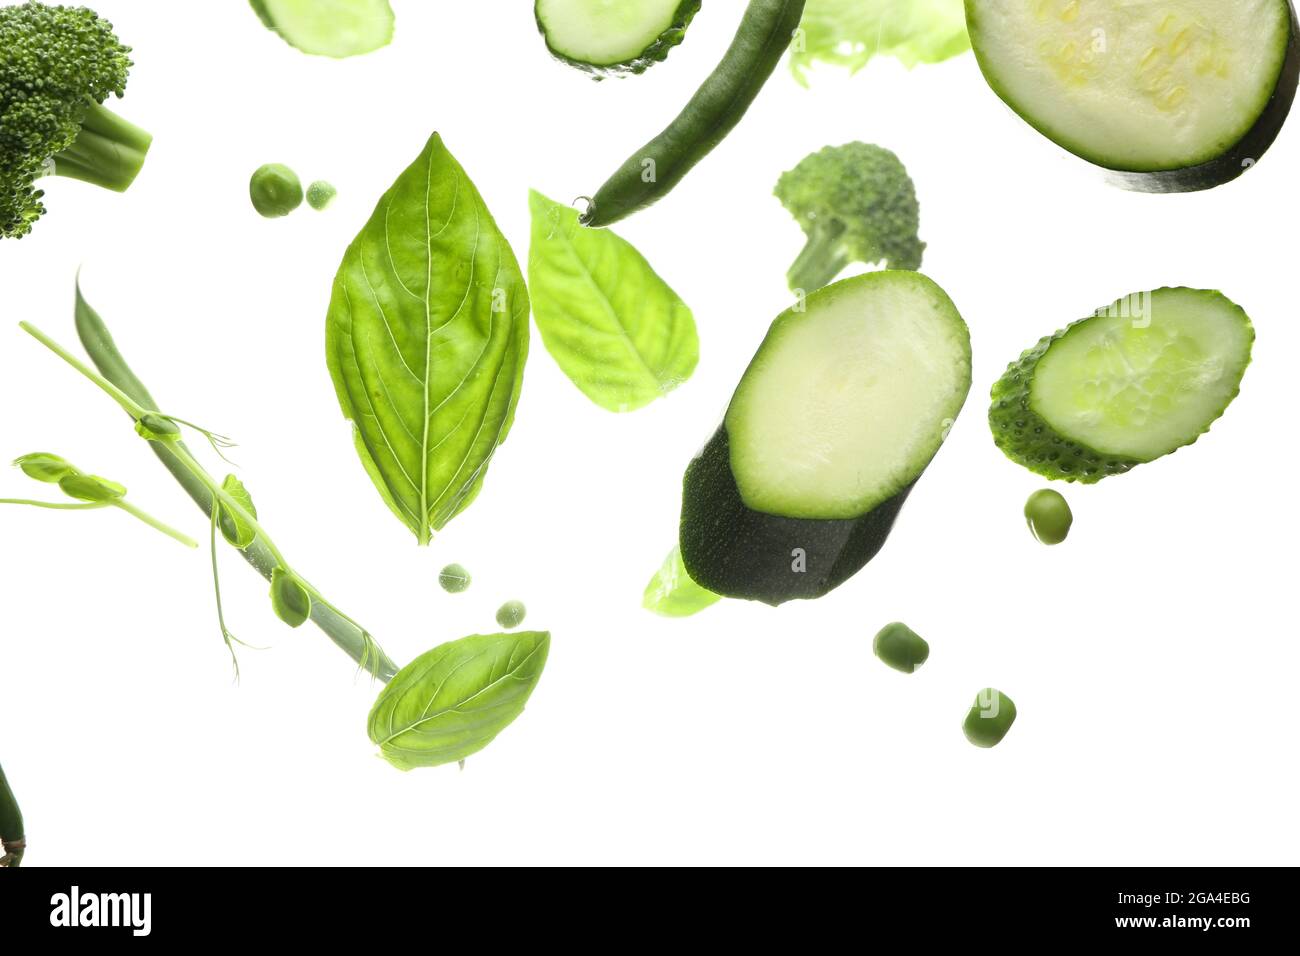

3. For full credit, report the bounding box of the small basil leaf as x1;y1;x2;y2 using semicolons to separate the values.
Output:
58;474;126;502
528;190;698;412
270;567;311;628
326;133;530;545
13;452;76;483
368;631;550;770
643;546;721;617
218;474;258;549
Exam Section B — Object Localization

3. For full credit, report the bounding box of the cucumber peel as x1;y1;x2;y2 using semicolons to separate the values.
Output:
990;288;1254;482
535;0;701;77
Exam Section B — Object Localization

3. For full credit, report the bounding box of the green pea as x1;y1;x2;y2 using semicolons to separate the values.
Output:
13;452;76;483
495;600;526;629
58;473;126;502
963;688;1017;748
1024;488;1072;545
872;621;929;674
438;563;471;593
270;567;311;628
306;180;337;211
249;163;303;218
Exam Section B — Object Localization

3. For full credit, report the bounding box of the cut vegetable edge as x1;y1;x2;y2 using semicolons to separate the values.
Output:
251;0;395;58
535;0;701;77
680;271;972;605
726;271;972;520
965;0;1300;192
989;287;1255;483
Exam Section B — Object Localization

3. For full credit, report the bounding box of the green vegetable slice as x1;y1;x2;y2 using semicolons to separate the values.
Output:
369;632;550;770
536;0;701;76
990;288;1254;482
249;0;394;58
528;190;698;412
643;546;721;617
326;133;530;544
791;0;971;85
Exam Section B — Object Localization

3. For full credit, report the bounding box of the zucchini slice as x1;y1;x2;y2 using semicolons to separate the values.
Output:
680;272;972;605
990;288;1254;482
250;0;394;58
535;0;701;76
966;0;1300;191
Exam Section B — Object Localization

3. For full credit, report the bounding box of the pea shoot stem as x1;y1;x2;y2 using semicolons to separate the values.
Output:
0;498;104;510
109;499;199;548
20;315;398;680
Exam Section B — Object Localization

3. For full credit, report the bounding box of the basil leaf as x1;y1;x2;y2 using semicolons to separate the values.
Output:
327;133;530;545
368;631;550;770
218;474;257;549
527;190;698;412
643;546;721;617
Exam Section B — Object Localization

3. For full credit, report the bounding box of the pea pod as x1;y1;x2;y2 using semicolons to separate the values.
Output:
0;760;23;867
580;0;807;228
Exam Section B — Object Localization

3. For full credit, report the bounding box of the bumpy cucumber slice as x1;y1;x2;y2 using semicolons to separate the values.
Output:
990;288;1254;482
680;271;972;605
966;0;1300;191
535;0;701;76
250;0;394;58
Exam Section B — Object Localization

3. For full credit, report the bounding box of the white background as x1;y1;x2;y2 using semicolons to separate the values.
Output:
1;1;1296;866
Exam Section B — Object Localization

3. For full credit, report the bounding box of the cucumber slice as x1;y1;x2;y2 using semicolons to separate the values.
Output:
250;0;394;58
680;272;972;605
535;0;701;76
990;288;1254;482
966;0;1300;191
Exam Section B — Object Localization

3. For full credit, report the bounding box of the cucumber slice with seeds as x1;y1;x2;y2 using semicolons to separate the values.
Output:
990;288;1254;482
535;0;701;77
250;0;394;58
966;0;1300;191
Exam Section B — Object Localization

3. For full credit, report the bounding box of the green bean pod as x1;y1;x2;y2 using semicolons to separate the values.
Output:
580;0;807;228
0;761;24;867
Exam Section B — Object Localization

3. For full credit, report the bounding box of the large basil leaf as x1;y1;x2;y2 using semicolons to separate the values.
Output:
643;546;721;617
327;134;530;544
527;190;698;412
368;631;550;770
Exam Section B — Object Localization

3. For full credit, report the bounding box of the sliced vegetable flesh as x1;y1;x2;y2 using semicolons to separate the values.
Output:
253;0;394;58
1031;288;1253;461
726;272;971;519
967;0;1294;171
537;0;695;67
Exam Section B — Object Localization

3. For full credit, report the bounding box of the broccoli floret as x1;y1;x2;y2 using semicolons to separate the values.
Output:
0;2;152;239
775;142;925;294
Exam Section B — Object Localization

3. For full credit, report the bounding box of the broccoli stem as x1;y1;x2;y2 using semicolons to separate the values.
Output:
49;99;152;193
787;221;851;294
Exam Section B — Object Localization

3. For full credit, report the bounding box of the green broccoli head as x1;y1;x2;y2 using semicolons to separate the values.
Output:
1;1;151;240
775;142;925;294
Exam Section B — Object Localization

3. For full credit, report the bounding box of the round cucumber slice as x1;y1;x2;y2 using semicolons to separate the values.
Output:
966;0;1300;190
535;0;701;77
250;0;394;58
726;272;971;520
990;288;1254;482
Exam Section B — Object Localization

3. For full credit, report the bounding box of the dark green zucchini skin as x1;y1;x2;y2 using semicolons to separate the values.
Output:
1109;2;1300;193
679;427;913;606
